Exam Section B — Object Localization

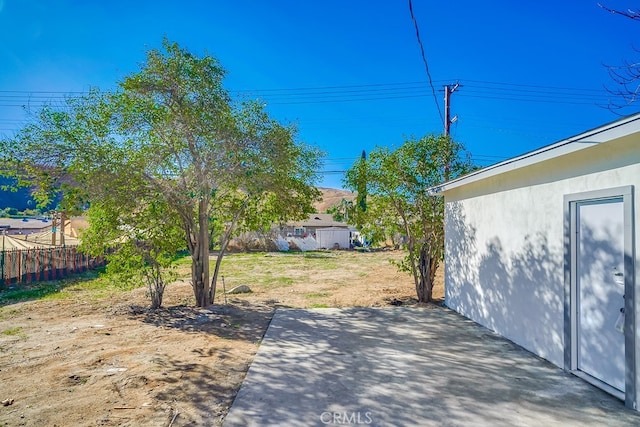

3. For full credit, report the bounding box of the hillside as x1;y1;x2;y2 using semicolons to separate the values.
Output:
0;177;35;210
314;187;356;213
0;182;353;214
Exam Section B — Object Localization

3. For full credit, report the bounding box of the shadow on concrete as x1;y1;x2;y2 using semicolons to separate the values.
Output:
224;307;639;426
445;195;632;399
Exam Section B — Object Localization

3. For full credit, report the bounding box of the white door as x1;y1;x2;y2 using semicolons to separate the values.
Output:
576;198;626;392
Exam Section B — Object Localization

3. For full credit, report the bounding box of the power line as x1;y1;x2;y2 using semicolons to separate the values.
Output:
0;80;609;97
457;93;605;106
462;87;609;100
0;79;614;141
461;79;606;92
407;0;444;125
233;80;443;93
0;80;612;106
0;90;87;94
268;93;431;105
243;86;431;100
0;93;607;108
316;152;510;174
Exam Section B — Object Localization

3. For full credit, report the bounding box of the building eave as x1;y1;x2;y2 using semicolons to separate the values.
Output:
432;112;640;194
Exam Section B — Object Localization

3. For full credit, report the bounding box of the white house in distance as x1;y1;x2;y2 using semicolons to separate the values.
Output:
437;113;639;409
282;213;353;249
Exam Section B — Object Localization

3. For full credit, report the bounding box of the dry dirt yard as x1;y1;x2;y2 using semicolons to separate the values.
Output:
0;250;443;426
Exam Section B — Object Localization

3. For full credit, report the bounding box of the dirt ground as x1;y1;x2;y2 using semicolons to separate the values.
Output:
0;250;443;426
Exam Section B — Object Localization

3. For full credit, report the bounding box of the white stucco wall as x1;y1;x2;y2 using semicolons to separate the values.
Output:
316;228;350;249
444;134;639;368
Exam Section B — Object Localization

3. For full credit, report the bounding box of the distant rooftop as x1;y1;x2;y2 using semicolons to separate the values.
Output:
287;213;349;228
0;217;52;230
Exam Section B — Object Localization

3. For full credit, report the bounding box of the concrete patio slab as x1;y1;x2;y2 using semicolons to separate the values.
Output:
224;306;640;426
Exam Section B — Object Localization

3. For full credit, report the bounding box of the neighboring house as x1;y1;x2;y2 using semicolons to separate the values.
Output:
0;216;83;248
0;217;52;236
282;213;350;238
316;227;351;249
436;113;640;409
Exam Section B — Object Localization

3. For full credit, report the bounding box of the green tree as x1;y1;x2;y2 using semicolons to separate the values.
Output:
5;39;321;308
356;150;367;215
82;200;183;309
326;198;352;222
344;134;473;302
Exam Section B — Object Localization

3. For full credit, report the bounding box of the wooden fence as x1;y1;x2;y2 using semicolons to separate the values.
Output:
0;246;106;287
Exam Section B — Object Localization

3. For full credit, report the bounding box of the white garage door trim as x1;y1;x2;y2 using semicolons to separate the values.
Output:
564;185;636;408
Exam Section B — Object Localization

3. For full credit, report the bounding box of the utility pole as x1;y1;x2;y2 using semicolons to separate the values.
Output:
443;82;461;182
444;82;460;136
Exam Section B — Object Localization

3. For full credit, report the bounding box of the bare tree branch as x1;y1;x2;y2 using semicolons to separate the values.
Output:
598;3;640;20
598;3;640;112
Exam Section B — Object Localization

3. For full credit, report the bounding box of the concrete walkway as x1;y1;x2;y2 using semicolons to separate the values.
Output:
224;306;640;426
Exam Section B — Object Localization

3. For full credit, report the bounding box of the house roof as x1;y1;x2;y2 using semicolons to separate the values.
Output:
316;227;351;232
288;213;349;228
0;217;53;230
435;112;640;193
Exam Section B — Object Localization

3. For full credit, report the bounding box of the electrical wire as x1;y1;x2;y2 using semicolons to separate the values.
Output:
462;79;609;92
0;79;613;145
0;80;611;106
457;93;604;106
315;151;509;174
233;80;438;92
407;0;444;125
268;93;431;105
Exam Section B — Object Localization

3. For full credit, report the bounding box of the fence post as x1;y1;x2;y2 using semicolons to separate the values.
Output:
44;249;49;281
52;248;56;280
6;250;11;285
17;248;21;284
35;249;40;282
25;250;31;284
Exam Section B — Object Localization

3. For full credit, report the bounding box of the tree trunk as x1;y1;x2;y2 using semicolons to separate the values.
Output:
149;265;164;310
416;245;435;303
193;198;210;307
191;249;205;306
150;288;163;309
210;246;226;305
208;200;248;305
209;223;239;304
141;252;165;310
210;235;233;304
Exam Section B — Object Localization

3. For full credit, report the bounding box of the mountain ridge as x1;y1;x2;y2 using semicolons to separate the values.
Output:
314;187;356;213
0;179;354;214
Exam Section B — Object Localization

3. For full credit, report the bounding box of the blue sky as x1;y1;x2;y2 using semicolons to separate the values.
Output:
0;0;638;188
